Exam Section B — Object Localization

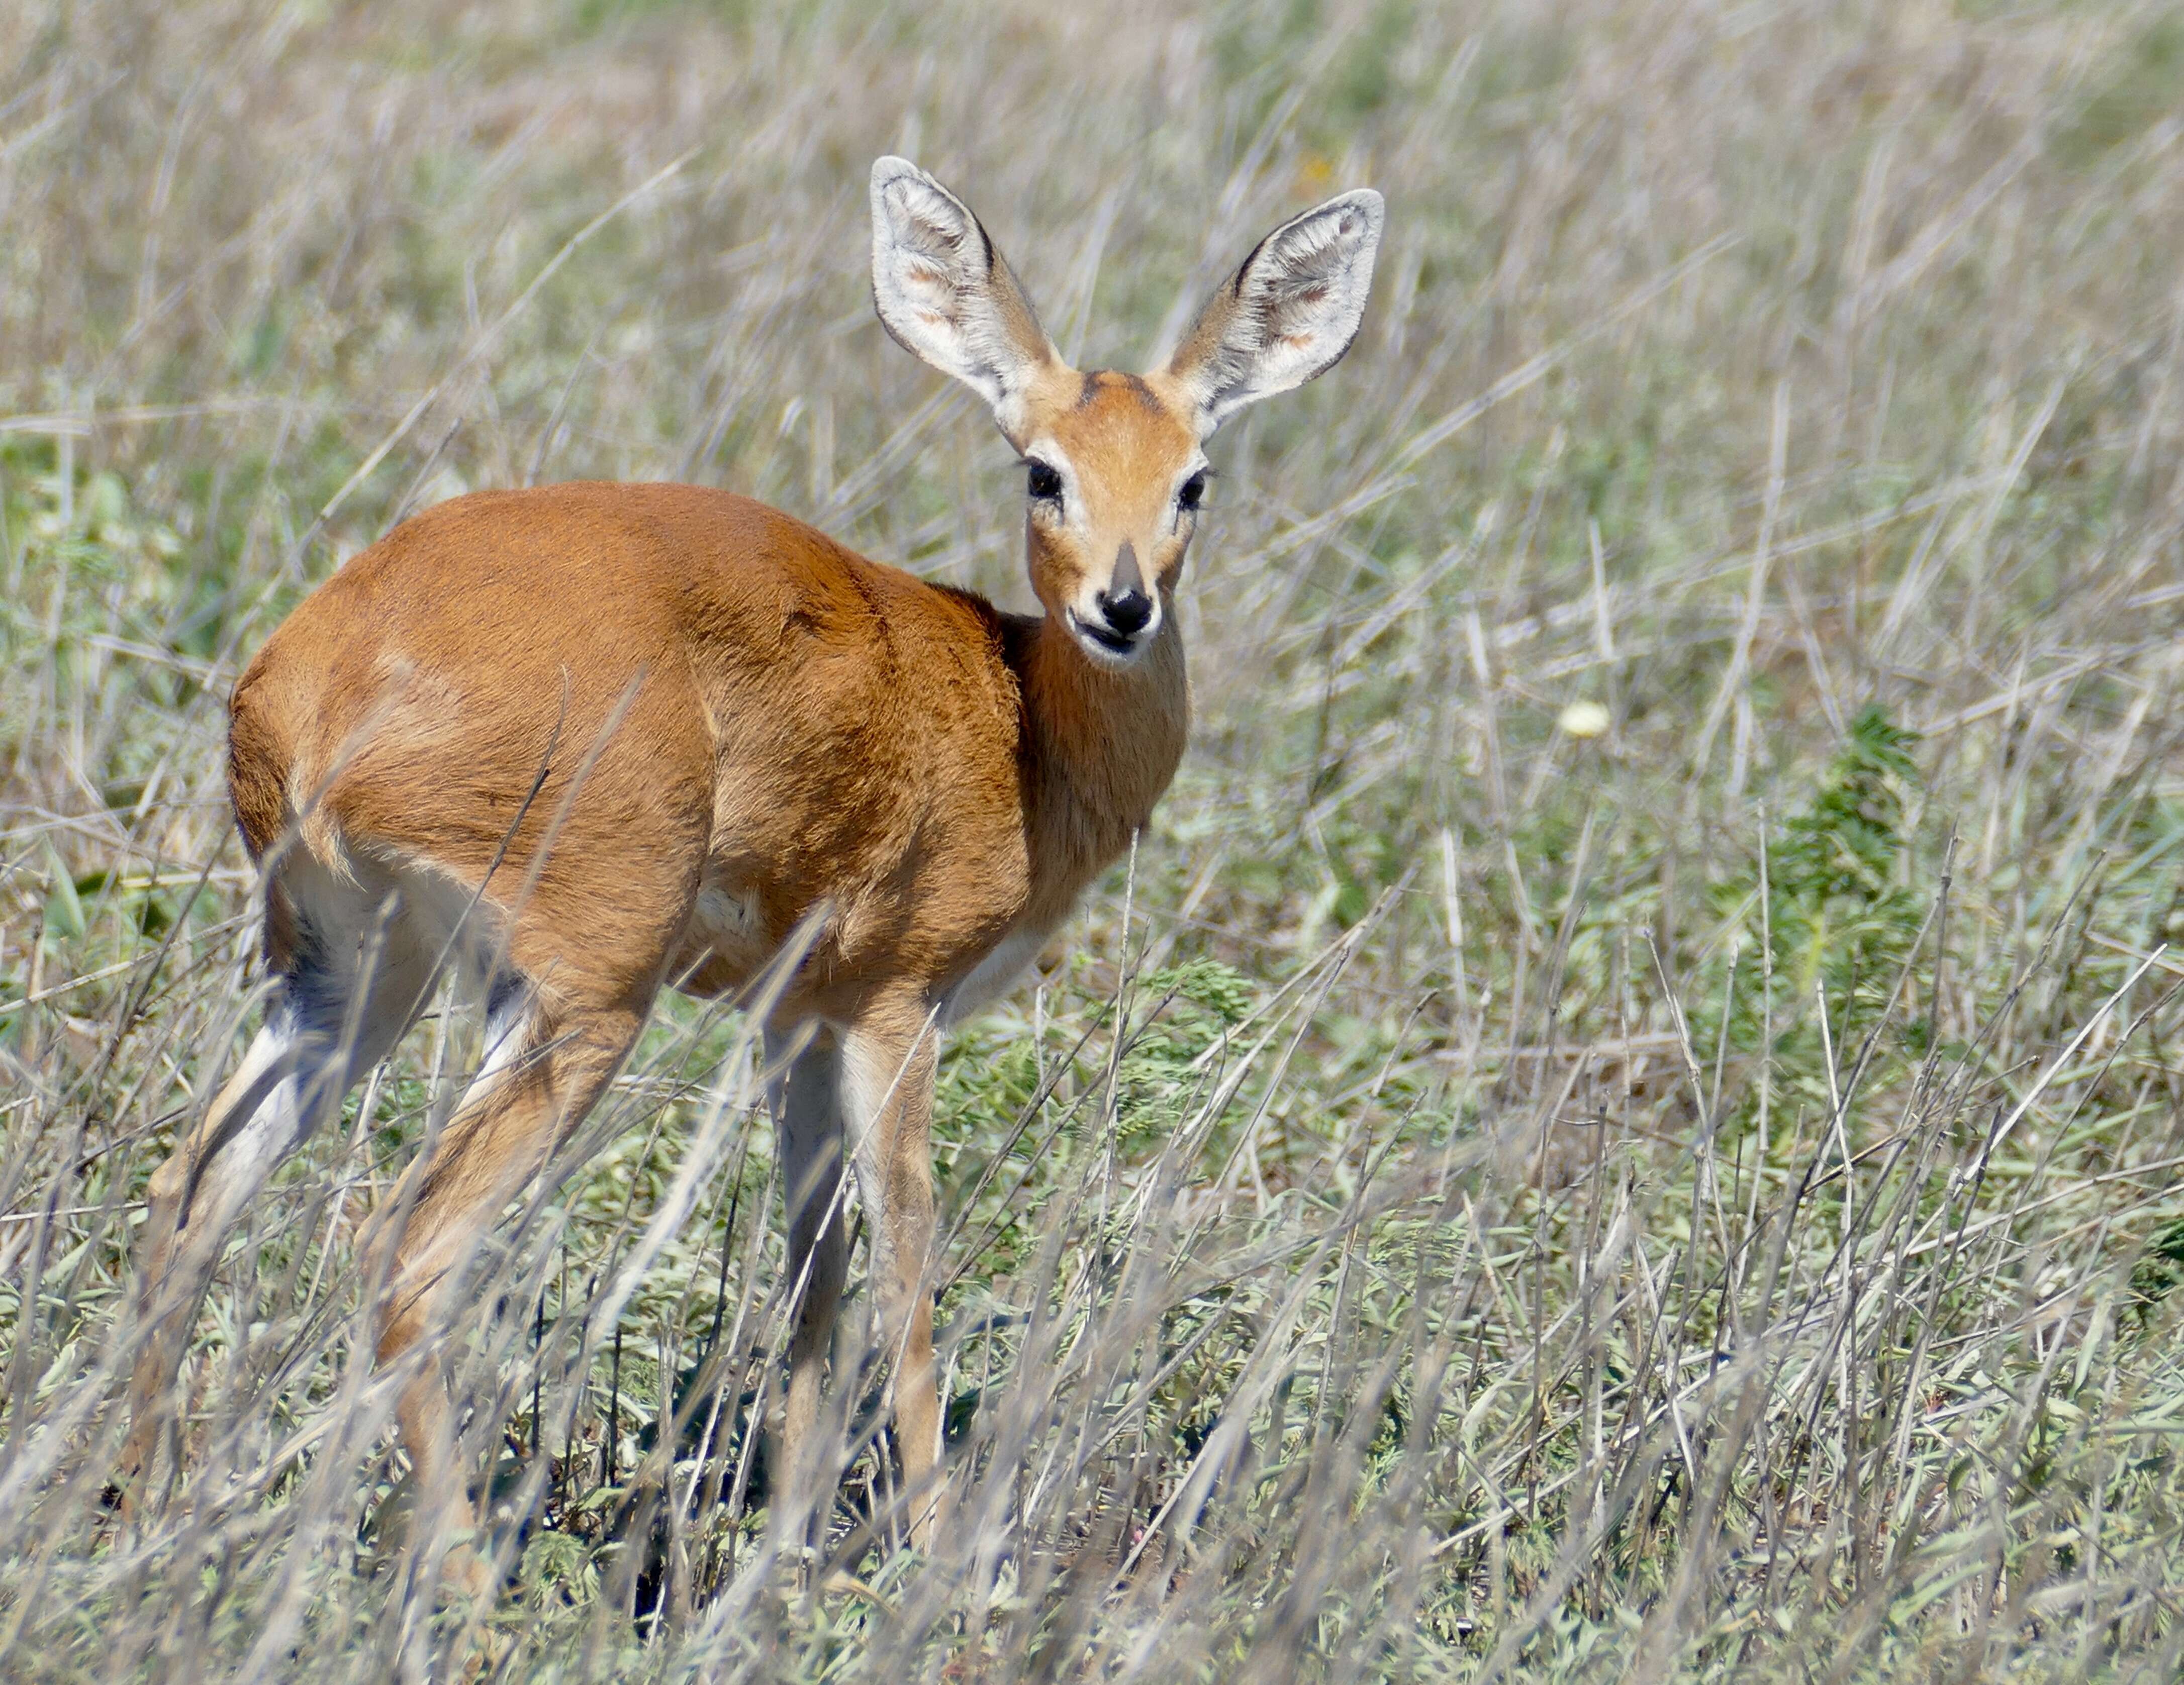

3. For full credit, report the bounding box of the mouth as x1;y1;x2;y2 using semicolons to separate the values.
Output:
1067;610;1145;664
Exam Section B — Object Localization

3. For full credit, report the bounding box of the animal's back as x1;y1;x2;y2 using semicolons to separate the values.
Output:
228;482;1036;1005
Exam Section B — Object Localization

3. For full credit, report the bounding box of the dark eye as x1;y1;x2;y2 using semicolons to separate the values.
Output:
1026;460;1063;502
1178;471;1208;511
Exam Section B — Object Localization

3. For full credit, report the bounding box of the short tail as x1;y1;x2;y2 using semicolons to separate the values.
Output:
227;667;350;973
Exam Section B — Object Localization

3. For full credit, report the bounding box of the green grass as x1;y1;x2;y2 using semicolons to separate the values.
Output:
5;0;2184;1678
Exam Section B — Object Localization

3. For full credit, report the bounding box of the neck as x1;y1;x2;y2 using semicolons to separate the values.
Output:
1010;610;1191;921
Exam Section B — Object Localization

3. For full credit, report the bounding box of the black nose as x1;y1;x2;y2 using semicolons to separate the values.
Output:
1097;586;1154;636
1097;542;1154;637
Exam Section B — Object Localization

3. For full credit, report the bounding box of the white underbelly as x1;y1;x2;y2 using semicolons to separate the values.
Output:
944;924;1052;1025
692;879;765;940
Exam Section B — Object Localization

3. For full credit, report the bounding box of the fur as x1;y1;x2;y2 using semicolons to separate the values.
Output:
121;158;1383;1570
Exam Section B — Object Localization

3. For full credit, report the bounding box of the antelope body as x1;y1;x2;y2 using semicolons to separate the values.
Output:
121;158;1382;1573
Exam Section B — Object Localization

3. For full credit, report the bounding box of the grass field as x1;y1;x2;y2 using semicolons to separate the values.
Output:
5;0;2184;1678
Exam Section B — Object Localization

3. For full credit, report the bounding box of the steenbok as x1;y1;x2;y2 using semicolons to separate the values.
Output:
120;157;1382;1574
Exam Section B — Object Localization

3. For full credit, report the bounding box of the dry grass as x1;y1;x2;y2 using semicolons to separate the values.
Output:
5;0;2184;1678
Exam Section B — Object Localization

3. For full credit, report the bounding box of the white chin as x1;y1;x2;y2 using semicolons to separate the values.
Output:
1067;610;1153;668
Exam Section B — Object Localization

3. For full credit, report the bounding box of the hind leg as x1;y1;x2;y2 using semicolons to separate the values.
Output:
120;871;435;1499
369;981;642;1594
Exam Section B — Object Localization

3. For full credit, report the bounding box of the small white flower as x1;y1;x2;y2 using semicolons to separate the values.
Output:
1558;701;1611;739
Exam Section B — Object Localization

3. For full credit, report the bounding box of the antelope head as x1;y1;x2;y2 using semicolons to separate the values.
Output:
870;157;1384;670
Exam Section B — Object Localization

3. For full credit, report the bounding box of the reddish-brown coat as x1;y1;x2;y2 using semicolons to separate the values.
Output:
230;475;1189;1028
122;161;1380;1578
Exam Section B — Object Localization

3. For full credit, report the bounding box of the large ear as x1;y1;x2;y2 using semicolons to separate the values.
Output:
870;156;1059;438
1161;189;1384;435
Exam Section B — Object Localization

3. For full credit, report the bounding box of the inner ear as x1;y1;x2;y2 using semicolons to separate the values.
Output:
1161;189;1384;435
870;157;1059;435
